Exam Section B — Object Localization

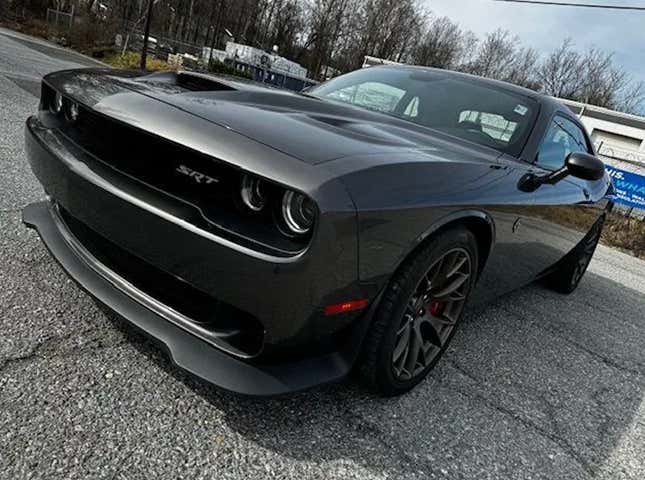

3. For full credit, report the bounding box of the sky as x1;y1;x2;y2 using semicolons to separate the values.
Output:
424;0;645;87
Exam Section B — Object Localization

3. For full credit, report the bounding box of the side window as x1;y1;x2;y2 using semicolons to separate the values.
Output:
537;116;591;170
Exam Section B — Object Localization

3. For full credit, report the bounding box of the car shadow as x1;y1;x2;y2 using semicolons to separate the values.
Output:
102;268;645;478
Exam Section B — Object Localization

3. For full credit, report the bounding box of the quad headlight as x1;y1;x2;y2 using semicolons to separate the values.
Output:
240;174;316;237
281;190;316;235
240;174;268;211
65;101;80;122
50;91;63;114
48;90;79;122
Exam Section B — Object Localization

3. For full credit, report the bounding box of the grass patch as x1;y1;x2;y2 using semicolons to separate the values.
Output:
103;51;174;71
537;205;645;260
602;212;645;260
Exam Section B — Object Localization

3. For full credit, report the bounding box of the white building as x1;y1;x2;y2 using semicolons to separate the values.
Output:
559;99;645;172
224;42;307;78
201;47;228;64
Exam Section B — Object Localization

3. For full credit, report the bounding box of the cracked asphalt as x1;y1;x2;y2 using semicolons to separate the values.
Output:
1;28;645;480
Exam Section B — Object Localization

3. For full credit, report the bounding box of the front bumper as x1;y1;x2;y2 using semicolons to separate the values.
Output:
22;115;370;395
23;201;355;395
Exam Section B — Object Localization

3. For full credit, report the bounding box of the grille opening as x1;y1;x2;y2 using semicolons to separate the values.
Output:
58;207;265;357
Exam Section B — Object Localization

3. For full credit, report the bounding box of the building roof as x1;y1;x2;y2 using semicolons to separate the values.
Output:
557;98;645;131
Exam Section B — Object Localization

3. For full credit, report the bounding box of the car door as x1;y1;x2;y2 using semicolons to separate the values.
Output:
523;114;605;274
472;113;609;306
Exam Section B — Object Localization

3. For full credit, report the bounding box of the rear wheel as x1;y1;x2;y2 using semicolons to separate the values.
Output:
358;227;478;396
545;216;604;294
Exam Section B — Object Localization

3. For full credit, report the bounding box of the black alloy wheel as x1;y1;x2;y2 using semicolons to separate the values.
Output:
546;215;604;294
358;227;479;396
571;230;599;286
392;248;471;380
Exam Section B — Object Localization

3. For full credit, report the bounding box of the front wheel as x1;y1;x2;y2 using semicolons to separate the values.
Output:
358;227;479;396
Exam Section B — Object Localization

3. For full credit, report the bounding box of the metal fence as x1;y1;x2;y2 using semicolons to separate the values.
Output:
46;7;75;34
116;24;316;92
119;22;205;59
230;60;316;92
596;143;645;168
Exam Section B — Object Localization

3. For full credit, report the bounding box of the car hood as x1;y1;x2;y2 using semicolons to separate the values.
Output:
45;69;502;166
153;91;456;165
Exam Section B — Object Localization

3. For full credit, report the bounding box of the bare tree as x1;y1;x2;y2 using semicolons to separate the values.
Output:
538;38;582;98
505;46;540;90
616;81;645;115
413;16;465;69
459;29;539;89
580;48;625;107
538;39;644;112
269;1;304;58
6;0;643;114
301;0;353;79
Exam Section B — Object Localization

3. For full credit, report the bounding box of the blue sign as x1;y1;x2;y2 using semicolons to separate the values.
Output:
605;165;645;209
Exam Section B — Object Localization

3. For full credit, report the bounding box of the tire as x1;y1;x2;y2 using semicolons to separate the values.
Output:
358;227;479;396
545;215;604;294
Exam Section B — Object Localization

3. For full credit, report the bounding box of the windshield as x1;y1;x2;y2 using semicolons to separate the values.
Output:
309;67;539;156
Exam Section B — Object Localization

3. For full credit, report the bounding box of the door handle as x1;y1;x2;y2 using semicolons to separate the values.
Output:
583;188;590;199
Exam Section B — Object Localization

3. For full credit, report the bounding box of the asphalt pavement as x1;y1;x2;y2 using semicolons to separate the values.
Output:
1;28;644;480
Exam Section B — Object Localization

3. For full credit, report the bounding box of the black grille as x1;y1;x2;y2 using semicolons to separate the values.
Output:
55;105;307;256
59;207;265;357
62;107;240;217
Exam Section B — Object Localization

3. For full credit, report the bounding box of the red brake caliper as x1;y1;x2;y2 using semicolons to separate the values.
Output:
429;299;443;317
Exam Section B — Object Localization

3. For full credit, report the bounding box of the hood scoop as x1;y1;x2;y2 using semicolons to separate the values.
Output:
133;71;238;93
176;72;237;92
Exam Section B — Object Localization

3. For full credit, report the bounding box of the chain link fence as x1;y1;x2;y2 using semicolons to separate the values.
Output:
45;6;75;37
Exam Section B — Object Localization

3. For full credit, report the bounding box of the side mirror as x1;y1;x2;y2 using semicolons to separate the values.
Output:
565;152;605;181
519;152;605;192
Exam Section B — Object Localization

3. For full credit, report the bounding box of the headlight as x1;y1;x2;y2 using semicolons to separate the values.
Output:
65;101;79;122
50;92;63;114
240;174;267;211
281;190;316;235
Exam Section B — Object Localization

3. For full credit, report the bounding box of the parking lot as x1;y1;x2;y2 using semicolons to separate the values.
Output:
1;28;644;480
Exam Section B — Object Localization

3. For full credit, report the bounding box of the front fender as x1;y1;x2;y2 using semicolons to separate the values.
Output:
395;208;495;272
357;206;496;287
329;155;510;288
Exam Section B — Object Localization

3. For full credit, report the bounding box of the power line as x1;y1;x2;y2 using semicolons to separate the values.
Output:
493;0;645;10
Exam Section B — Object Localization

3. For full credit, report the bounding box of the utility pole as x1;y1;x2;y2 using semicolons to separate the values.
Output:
208;0;225;70
140;0;155;70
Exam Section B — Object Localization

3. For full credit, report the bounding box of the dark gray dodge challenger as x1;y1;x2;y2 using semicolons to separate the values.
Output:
23;65;613;396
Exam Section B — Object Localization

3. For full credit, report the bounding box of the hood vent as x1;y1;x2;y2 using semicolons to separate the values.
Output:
176;72;237;92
